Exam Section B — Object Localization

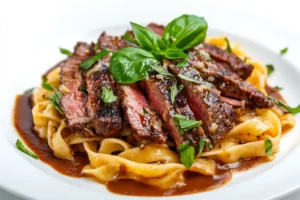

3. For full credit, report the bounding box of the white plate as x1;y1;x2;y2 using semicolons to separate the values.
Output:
1;1;300;200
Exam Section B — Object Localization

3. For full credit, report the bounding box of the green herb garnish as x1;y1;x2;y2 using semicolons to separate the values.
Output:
16;139;38;159
268;96;300;114
266;64;274;76
122;30;138;45
50;91;63;115
151;65;174;77
207;143;213;150
24;88;35;95
60;48;73;57
178;142;195;169
80;50;111;71
176;59;189;68
170;84;178;104
224;37;232;53
274;86;283;91
79;85;88;93
178;73;211;87
173;114;202;135
280;47;288;55
198;139;206;156
143;107;149;115
100;86;117;103
42;77;54;91
265;139;273;156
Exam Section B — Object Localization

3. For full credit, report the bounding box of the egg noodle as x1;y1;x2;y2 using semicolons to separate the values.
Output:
31;37;295;189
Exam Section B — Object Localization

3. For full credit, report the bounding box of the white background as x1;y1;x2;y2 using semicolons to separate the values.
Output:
1;0;300;199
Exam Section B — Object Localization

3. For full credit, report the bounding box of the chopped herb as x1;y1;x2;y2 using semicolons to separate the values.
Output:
207;143;213;150
244;57;247;63
198;139;206;156
265;139;273;155
50;91;63;115
274;86;283;91
280;47;288;55
151;65;174;77
99;86;117;103
24;88;35;95
79;85;88;93
93;44;99;51
198;50;212;61
16;139;38;159
170;84;178;104
268;96;300;114
60;48;73;57
178;73;211;87
266;64;274;76
122;30;138;45
224;37;232;53
178;85;184;92
173;114;202;135
178;142;195;168
42;77;54;91
80;49;111;71
176;59;189;68
143;107;149;115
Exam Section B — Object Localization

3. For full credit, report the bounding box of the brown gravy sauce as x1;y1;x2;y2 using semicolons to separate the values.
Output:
14;94;268;196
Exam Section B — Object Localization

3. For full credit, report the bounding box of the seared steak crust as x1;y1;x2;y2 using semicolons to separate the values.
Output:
98;32;131;52
201;43;253;79
165;60;235;144
189;50;274;108
120;84;167;144
143;76;207;149
85;56;122;137
60;42;93;136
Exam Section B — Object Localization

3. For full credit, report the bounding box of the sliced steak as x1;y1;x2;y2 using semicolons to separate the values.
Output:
85;55;122;137
165;60;235;144
201;43;253;79
189;50;274;108
60;42;93;136
143;75;207;150
98;32;130;52
119;83;167;144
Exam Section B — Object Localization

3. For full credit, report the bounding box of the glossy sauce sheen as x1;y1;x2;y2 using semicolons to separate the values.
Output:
14;94;267;196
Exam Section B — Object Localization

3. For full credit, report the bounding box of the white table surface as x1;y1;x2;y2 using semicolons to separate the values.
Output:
1;0;300;199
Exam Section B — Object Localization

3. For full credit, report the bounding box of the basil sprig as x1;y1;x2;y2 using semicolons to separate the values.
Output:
268;96;300;114
109;14;208;84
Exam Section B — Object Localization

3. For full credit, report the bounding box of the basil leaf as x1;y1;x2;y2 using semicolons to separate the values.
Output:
79;85;88;93
143;107;149;115
170;84;178;104
198;50;212;61
268;96;300;114
50;91;63;115
224;37;232;53
178;85;184;92
162;14;208;51
173;114;202;135
16;139;38;159
161;48;187;59
244;57;247;63
130;22;165;52
122;30;138;45
198;139;206;155
100;86;117;103
93;44;99;51
207;143;213;150
266;64;274;76
274;86;283;91
178;143;195;169
178;73;212;87
176;59;189;68
80;50;111;71
24;87;35;95
42;77;54;91
151;65;174;77
110;47;158;83
280;47;288;55
60;48;73;57
265;139;273;155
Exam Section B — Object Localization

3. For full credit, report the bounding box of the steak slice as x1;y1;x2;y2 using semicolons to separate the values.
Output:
165;60;235;144
85;55;122;137
60;42;93;136
143;75;207;150
98;32;131;52
201;43;253;79
189;50;274;108
147;23;165;36
119;83;167;144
